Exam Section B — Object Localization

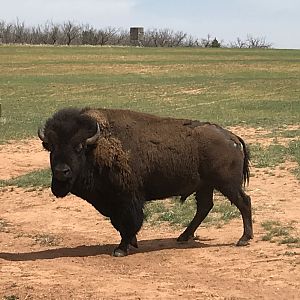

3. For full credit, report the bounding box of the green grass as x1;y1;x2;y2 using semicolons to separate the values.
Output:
261;220;300;247
250;144;288;168
0;45;299;142
0;45;299;229
250;140;300;178
144;195;240;228
267;129;300;139
0;169;51;189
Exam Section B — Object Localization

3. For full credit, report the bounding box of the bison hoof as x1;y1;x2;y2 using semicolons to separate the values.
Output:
112;248;128;257
236;239;250;246
130;236;138;248
177;233;194;243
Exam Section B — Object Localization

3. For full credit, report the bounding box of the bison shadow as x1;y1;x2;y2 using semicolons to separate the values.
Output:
0;237;234;261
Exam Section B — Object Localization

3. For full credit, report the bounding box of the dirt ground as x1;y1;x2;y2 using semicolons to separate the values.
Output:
0;131;299;300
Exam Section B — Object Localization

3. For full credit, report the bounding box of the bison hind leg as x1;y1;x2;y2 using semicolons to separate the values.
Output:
220;186;253;246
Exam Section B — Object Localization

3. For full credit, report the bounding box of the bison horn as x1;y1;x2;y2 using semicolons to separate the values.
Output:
86;123;100;145
38;126;46;142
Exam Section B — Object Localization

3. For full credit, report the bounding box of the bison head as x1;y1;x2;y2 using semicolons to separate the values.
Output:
38;108;100;197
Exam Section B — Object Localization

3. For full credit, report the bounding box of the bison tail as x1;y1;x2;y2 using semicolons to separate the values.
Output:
237;136;250;186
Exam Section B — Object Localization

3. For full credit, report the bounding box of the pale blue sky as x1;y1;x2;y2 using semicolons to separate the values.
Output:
1;0;299;49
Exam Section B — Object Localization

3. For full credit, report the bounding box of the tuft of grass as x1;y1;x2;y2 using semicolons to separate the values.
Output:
144;195;240;228
261;220;300;247
0;218;11;233
0;179;7;188
250;140;300;178
208;200;240;223
31;233;61;247
3;296;20;300
280;236;300;245
283;251;298;256
14;232;61;247
250;144;288;168
278;129;300;138
287;140;300;179
0;169;51;189
144;198;196;227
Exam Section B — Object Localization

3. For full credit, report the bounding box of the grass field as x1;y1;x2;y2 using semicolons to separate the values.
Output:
0;45;299;141
0;45;299;227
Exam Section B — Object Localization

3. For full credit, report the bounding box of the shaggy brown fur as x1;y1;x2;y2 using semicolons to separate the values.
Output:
39;107;253;257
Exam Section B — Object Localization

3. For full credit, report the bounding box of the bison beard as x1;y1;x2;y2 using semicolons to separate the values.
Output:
38;107;253;257
51;178;72;198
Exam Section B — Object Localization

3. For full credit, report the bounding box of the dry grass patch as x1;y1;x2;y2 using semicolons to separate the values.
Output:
228;125;300;147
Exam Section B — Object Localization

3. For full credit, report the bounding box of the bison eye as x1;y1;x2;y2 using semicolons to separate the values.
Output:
74;143;84;153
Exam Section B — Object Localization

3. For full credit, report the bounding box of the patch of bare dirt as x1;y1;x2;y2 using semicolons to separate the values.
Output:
228;125;300;146
0;139;49;180
0;136;299;299
175;88;208;95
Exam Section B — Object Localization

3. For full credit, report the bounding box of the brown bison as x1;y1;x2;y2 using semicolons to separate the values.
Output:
38;107;253;256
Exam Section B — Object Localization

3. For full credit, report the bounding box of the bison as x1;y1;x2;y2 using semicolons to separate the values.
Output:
38;107;253;256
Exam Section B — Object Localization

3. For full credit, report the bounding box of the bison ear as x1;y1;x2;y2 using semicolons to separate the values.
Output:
86;123;100;145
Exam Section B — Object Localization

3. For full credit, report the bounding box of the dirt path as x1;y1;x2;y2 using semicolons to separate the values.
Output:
0;137;299;299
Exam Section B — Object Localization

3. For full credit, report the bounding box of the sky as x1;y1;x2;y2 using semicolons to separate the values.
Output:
1;0;300;49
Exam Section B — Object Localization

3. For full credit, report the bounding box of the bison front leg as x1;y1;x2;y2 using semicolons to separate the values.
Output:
113;234;139;257
110;201;144;257
177;185;214;242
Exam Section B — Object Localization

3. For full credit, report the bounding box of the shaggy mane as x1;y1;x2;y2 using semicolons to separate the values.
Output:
84;109;132;190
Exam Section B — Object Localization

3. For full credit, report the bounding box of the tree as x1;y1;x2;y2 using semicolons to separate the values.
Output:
82;25;98;45
211;38;221;48
112;28;130;46
42;22;61;45
229;37;247;48
229;35;272;49
97;27;118;46
246;35;272;48
62;21;80;45
0;21;14;43
0;19;273;48
143;28;189;47
13;19;26;44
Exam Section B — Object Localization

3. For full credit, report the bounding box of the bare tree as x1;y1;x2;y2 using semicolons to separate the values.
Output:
49;23;61;45
97;27;118;46
82;25;98;45
112;28;130;46
229;37;247;48
143;28;189;47
0;19;273;48
184;35;199;47
170;30;187;47
82;26;120;46
62;21;81;45
229;35;272;49
199;34;212;47
246;35;272;48
13;19;26;43
39;22;62;45
0;21;14;43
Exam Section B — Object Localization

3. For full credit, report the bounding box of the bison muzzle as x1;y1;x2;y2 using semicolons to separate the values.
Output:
38;107;253;256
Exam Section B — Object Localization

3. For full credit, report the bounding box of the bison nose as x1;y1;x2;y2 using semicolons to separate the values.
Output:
53;164;72;181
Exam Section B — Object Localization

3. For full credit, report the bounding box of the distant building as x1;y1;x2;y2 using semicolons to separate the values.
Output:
130;27;144;46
